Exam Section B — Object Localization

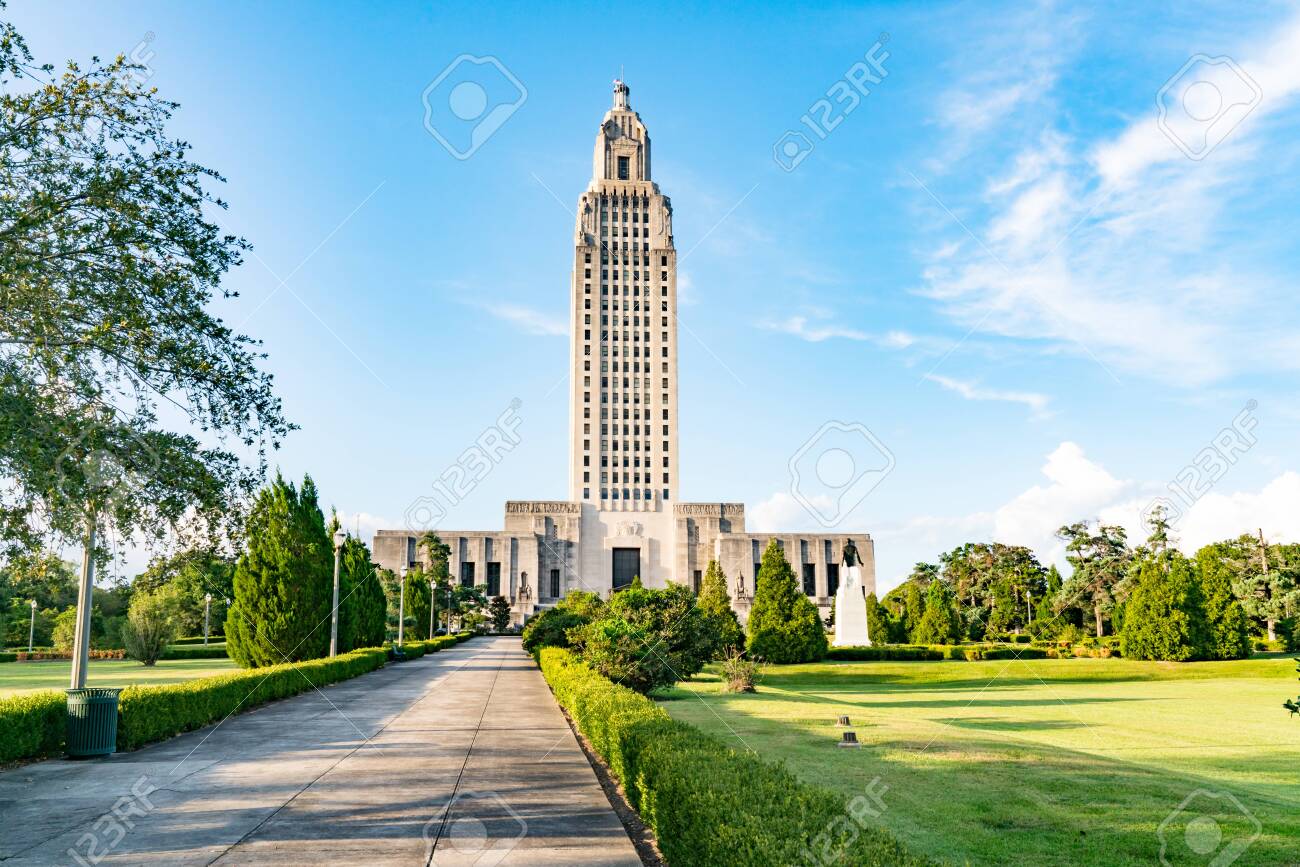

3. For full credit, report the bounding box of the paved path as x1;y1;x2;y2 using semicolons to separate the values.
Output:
0;637;641;866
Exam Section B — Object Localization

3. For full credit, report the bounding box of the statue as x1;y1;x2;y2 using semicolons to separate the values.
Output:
518;571;531;601
833;542;870;647
734;572;747;600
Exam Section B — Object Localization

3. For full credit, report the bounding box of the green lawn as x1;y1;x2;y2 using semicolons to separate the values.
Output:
0;658;238;697
661;654;1299;866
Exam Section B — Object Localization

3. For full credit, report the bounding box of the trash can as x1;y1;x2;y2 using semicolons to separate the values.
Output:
65;688;121;758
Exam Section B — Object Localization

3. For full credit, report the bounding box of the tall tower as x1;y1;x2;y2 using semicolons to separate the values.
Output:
569;80;678;513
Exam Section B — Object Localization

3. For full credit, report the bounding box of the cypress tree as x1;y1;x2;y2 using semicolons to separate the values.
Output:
903;580;925;642
403;568;433;641
697;559;744;655
913;579;961;645
1120;552;1202;661
747;540;827;663
1194;548;1251;660
865;592;889;645
226;474;332;668
337;535;387;651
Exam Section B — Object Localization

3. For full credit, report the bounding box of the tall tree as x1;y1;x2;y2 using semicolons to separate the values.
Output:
1057;521;1132;636
336;535;386;651
1194;546;1251;660
225;474;331;668
696;559;743;655
1120;551;1203;661
1200;533;1299;642
418;532;453;633
864;592;889;645
747;539;827;663
913;578;961;645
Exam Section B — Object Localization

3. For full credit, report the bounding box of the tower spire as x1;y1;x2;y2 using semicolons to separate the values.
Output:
612;77;630;110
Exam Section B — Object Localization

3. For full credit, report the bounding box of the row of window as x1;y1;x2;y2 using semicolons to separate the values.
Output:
456;562;564;598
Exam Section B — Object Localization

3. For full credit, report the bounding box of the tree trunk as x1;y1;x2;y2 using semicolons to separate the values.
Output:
1267;618;1276;642
1094;604;1104;638
69;513;97;690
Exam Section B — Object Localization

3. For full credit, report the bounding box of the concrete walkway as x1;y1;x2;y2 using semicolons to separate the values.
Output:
0;637;641;866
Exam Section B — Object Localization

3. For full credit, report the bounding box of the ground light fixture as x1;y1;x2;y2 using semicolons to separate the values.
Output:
838;731;861;748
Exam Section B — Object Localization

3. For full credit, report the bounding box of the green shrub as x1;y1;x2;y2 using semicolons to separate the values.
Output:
121;587;181;666
522;607;589;654
537;647;933;867
0;690;66;762
172;635;221;646
697;559;745;656
0;651;16;663
117;647;387;750
826;645;943;661
162;644;228;660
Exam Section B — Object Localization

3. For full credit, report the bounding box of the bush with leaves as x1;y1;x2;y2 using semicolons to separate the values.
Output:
696;559;743;656
121;586;180;665
521;592;605;654
1194;547;1251;660
720;648;760;693
575;583;716;693
747;539;827;664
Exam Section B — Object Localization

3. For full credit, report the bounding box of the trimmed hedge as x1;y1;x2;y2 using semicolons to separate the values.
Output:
162;644;229;660
173;635;226;646
537;647;934;867
391;632;473;660
117;647;388;750
828;644;1053;662
13;649;127;661
0;652;16;663
826;645;943;662
0;691;67;763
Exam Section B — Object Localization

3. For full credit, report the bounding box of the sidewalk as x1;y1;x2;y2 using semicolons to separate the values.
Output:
0;637;642;866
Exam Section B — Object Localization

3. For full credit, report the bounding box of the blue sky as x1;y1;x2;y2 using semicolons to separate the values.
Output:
18;1;1300;592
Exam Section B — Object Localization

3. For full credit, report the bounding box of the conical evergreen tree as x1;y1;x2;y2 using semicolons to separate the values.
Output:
403;568;433;641
226;474;332;668
865;592;889;645
913;579;961;645
903;581;925;642
1120;552;1202;661
337;534;387;651
1194;547;1251;660
697;559;743;655
747;540;827;663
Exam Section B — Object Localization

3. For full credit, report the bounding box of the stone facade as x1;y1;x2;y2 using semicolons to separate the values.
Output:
373;81;875;626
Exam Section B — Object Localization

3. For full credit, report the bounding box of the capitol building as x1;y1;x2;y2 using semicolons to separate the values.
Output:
374;81;875;623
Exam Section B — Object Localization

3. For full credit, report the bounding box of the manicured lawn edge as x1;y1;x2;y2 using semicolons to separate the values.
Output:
536;646;936;867
0;633;477;762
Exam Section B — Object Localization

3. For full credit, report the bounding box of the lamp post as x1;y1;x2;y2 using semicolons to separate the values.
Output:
428;574;436;638
398;565;407;647
28;600;37;652
330;528;346;657
446;579;453;635
203;593;212;646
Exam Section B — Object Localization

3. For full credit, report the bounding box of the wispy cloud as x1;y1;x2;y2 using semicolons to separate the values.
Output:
761;315;869;342
914;8;1300;387
480;302;567;336
924;373;1050;417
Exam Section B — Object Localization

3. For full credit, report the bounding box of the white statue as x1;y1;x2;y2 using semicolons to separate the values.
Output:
833;540;871;647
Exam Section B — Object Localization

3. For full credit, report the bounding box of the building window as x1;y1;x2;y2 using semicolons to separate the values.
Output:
550;568;561;598
617;156;630;179
460;561;475;588
486;562;501;596
827;563;840;597
802;563;817;596
693;569;702;593
754;563;762;591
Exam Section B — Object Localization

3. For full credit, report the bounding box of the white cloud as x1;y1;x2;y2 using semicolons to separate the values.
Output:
481;302;567;336
924;373;1051;417
917;10;1300;387
334;511;395;547
749;491;826;532
761;315;869;343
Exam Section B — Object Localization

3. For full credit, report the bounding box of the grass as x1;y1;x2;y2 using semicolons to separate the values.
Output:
660;653;1300;866
0;657;238;697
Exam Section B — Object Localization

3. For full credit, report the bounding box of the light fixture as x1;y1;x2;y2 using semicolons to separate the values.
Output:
333;528;346;550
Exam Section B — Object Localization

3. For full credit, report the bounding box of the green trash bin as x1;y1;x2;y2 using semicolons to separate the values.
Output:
66;688;121;758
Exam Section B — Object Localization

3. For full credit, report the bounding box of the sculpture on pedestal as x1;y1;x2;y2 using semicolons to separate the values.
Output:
833;539;871;647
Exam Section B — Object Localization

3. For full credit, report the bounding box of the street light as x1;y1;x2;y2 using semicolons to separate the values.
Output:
398;565;408;646
203;593;212;646
330;528;346;657
428;574;436;638
28;600;37;653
